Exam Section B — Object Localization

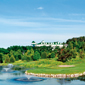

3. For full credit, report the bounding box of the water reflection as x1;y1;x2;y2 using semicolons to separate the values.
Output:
1;64;13;72
1;65;20;73
0;65;46;84
57;78;71;85
2;68;11;72
78;75;85;81
10;77;45;82
0;65;85;85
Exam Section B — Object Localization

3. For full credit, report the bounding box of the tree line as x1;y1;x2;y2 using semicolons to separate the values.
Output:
0;36;85;63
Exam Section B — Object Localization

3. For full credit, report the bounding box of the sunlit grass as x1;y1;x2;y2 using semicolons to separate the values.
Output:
1;58;85;74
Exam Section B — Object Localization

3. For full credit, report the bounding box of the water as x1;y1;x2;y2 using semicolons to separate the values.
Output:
0;66;85;85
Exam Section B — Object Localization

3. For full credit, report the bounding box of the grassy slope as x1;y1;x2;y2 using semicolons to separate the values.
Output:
26;58;85;74
1;58;85;74
27;63;85;74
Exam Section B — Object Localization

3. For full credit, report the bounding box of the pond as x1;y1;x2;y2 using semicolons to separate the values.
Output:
0;65;85;85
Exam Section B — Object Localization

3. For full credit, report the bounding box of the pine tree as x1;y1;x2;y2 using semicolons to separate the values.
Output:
33;51;41;60
10;55;15;63
68;42;73;49
5;55;10;63
0;53;3;63
51;52;55;58
41;52;47;59
21;55;27;61
16;56;19;61
30;48;34;59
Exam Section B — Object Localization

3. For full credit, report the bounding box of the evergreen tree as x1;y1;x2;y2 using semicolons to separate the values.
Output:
10;55;15;63
68;42;73;49
16;56;19;61
21;55;27;61
33;51;41;60
23;49;34;61
14;49;22;59
10;50;14;55
51;52;55;58
30;48;34;59
47;52;51;58
41;52;47;59
18;55;22;59
5;55;10;63
0;53;3;63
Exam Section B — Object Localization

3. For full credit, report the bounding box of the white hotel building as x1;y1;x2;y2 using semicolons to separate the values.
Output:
31;40;63;49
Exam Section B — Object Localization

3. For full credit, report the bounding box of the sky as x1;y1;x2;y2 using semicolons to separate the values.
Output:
0;0;85;48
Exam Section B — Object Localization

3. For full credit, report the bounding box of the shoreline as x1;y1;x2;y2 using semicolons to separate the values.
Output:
25;71;85;78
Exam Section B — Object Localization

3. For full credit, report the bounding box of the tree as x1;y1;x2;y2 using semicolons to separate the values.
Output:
0;48;9;54
41;52;47;59
74;41;78;48
79;49;85;58
0;53;3;63
14;49;22;59
21;55;27;61
5;55;10;63
47;52;51;58
10;55;15;63
23;49;34;61
33;51;41;60
16;56;19;61
30;48;34;59
51;52;55;58
10;50;14;55
68;42;73;49
24;50;32;61
57;48;77;62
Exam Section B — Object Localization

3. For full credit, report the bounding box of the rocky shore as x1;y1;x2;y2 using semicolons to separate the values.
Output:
25;71;85;78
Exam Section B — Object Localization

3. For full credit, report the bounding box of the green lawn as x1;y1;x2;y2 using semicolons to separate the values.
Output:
26;58;85;74
1;58;85;74
27;65;85;74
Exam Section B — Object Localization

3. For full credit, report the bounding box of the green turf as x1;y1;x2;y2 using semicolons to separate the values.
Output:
27;65;85;74
26;58;85;74
1;58;85;74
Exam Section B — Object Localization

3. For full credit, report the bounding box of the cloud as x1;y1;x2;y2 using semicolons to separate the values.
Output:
1;17;85;29
17;17;85;23
32;17;85;23
0;18;45;27
44;18;85;23
37;7;43;10
69;13;85;16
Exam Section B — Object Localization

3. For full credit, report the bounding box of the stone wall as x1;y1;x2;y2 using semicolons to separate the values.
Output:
25;71;85;78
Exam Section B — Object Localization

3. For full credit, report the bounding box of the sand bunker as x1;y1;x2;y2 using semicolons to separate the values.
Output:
58;65;75;67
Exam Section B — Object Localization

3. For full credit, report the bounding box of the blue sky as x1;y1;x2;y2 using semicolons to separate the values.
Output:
0;0;85;48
